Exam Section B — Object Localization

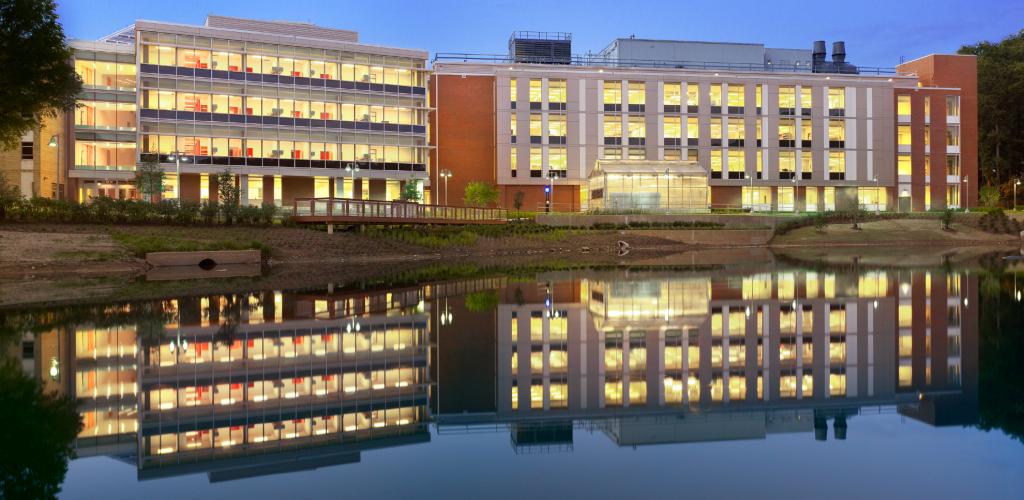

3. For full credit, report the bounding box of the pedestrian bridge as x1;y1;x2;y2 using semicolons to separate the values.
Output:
292;197;507;225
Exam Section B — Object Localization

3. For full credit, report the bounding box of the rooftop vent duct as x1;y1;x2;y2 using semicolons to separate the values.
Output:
812;40;827;67
832;41;847;64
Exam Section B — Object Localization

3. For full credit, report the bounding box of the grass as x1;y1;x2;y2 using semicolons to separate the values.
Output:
52;250;124;262
110;232;270;258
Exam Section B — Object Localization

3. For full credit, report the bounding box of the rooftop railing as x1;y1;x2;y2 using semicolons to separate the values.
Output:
434;53;905;76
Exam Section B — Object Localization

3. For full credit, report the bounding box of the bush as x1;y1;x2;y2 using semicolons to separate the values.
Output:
0;194;282;227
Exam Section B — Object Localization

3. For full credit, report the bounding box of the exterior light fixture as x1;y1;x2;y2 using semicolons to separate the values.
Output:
48;357;60;380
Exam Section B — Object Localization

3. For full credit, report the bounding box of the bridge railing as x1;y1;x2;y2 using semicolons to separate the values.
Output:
293;197;507;223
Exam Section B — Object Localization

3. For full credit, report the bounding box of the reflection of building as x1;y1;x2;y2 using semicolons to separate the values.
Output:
437;268;978;448
23;286;433;481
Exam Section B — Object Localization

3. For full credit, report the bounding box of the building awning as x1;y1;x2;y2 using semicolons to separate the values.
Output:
589;159;707;178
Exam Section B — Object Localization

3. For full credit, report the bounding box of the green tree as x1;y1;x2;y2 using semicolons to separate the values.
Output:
134;160;164;203
0;0;82;149
0;359;82;499
400;181;421;202
960;31;1024;189
463;181;499;208
0;172;22;220
216;170;240;225
979;185;1002;208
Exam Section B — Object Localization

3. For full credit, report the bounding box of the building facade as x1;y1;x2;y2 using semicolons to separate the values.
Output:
433;36;976;212
64;16;432;205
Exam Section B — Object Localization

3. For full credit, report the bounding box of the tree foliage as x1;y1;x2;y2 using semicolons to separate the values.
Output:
463;181;499;208
0;360;82;499
216;171;240;224
0;0;82;149
134;161;164;203
960;31;1024;194
400;181;421;202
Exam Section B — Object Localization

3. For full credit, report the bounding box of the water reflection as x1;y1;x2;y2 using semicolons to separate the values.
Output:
5;265;1000;487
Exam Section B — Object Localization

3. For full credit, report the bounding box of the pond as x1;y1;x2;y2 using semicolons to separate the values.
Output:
2;256;1022;499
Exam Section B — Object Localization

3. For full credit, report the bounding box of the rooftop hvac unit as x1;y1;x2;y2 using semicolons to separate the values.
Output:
508;31;572;64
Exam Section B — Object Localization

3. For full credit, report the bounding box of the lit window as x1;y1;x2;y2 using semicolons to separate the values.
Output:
801;118;812;143
946;95;960;116
710;150;723;177
529;114;542;138
728;150;744;175
897;95;911;116
779;151;796;175
946;155;960;176
898;155;912;176
709;84;722;107
829;152;846;179
603;81;622;105
528;79;542;103
946;126;960;146
727;85;744;107
548;147;567;173
603;115;621;138
710;118;722;139
779;119;796;142
755;84;762;108
778;86;796;109
687;117;698;140
828;120;845;144
628;82;645;106
686;84;699;107
510;78;517;103
828;87;845;110
727;118;744;140
800;87;812;109
529;147;542;174
510;150;517;176
548;79;566;104
548;114;566;137
664;116;681;139
898;125;912;146
664;83;681;106
627;116;645;138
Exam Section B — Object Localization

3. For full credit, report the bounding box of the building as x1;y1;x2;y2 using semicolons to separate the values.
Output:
432;34;976;212
63;15;432;205
0;116;63;199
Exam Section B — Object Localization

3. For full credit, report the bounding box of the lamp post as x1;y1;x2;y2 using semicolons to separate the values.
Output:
166;150;191;200
791;176;799;214
546;170;557;213
745;171;753;211
1015;179;1021;211
47;135;61;199
964;175;969;212
345;163;360;198
873;175;880;214
439;169;453;205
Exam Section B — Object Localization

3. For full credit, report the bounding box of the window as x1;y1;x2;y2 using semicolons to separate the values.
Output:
801;153;813;180
710;150;722;178
548;79;567;106
710;117;722;142
947;155;960;176
756;84;762;109
924;155;931;176
779;86;796;110
800;87;812;113
529;147;542;176
664;116;682;141
727;85;744;111
510;78;517;106
828;87;845;111
529;114;542;142
728;150;745;179
801;118;812;146
628;148;646;160
946;95;960;117
548;114;566;138
687;149;698;162
898;125;912;146
603;114;622;142
727;118;744;146
898;154;912;176
829;152;846;180
756;150;763;178
664;148;682;160
756;119;763;145
628;81;645;111
686;84;699;109
549;147;567;175
687;117;699;144
946;126;960;146
20;141;32;160
779;119;796;144
664;83;681;108
509;114;517;142
924;125;930;146
709;84;722;109
603;81;622;110
603;147;622;160
627;116;645;145
528;79;542;105
779;151;796;178
897;95;911;116
828;120;845;147
510;150;517;177
923;96;930;118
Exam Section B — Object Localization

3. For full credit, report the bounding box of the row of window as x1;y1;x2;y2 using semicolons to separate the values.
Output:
897;124;960;147
140;135;426;163
141;90;424;124
141;44;425;86
897;94;961;117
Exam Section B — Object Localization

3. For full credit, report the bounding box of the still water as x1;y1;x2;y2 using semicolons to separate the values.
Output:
3;260;1022;499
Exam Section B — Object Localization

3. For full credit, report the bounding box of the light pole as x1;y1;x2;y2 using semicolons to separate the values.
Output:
1015;179;1021;211
439;169;452;205
791;176;799;214
873;175;880;214
47;135;61;200
964;175;969;212
546;170;557;213
345;163;360;198
745;171;753;211
166;150;191;200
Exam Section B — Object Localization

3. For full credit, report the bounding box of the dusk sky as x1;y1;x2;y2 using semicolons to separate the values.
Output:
59;0;1023;67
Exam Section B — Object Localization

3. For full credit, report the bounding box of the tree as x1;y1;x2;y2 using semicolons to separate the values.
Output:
513;191;525;210
134;161;164;203
463;181;498;208
0;0;82;149
0;172;22;220
400;181;421;202
960;31;1024;190
216;171;240;225
979;185;1001;208
0;360;82;499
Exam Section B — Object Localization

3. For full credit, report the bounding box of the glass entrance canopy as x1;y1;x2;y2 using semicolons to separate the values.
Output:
587;160;709;212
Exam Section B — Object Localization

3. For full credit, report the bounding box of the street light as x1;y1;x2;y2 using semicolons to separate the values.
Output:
47;135;62;199
745;171;753;211
166;150;192;200
791;176;799;214
1015;179;1021;211
964;175;969;212
345;163;360;198
873;175;880;214
546;170;558;213
439;169;453;205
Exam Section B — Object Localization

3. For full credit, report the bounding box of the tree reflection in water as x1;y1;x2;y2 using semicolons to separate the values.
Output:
0;360;82;500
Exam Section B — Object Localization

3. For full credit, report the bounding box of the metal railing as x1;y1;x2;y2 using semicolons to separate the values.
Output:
434;53;904;76
293;197;507;224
